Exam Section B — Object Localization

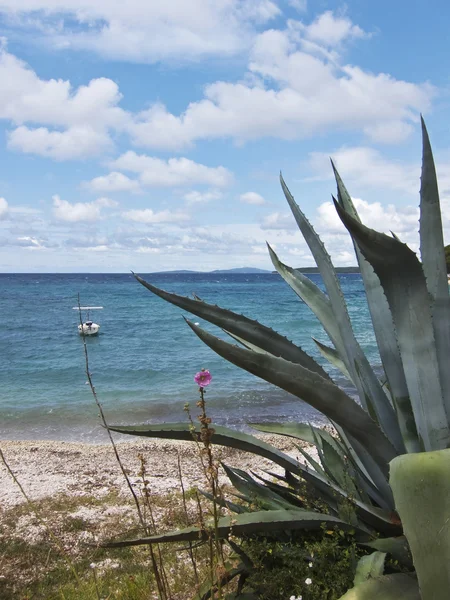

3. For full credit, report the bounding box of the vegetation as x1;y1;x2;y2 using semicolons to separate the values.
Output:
104;118;450;599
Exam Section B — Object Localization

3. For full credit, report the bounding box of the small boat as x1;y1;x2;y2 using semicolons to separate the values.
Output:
72;306;103;336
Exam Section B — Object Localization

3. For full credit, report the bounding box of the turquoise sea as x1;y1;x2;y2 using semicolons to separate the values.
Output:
0;273;378;442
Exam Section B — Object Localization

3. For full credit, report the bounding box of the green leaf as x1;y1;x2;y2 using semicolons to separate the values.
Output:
192;563;246;600
361;536;412;569
109;422;401;534
312;338;353;381
331;161;419;454
199;490;250;514
185;319;398;475
390;448;450;598
134;274;329;379
334;199;450;450
320;437;360;498
295;443;327;478
221;464;295;510
102;509;371;547
279;175;404;454
337;574;419;600
419;117;450;419
354;551;386;586
249;421;342;453
267;244;344;356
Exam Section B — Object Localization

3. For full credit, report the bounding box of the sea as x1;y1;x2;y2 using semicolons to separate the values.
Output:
0;272;379;443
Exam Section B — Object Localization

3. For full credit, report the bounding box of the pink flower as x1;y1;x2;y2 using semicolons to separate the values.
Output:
194;370;212;387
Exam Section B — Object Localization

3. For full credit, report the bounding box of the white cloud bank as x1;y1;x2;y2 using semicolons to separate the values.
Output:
0;8;435;161
52;195;118;222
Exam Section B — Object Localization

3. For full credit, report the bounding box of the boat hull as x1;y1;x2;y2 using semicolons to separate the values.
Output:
78;322;100;336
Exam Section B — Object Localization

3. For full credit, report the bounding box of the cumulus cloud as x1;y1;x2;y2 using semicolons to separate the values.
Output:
84;171;141;193
8;125;111;160
301;11;368;47
0;0;280;63
317;198;420;236
183;189;223;204
122;208;190;224
0;15;435;161
261;211;297;230
109;152;233;187
127;16;432;150
240;191;265;205
0;197;9;219
307;145;450;199
52;195;118;222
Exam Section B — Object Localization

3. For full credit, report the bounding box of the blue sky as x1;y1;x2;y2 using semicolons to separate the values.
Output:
0;0;449;272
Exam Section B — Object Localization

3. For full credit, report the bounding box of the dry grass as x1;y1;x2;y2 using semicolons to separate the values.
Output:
0;488;215;600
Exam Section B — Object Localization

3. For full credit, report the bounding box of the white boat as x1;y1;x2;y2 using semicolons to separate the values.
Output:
72;306;103;336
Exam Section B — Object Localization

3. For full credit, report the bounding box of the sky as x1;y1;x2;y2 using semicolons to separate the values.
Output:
0;0;449;272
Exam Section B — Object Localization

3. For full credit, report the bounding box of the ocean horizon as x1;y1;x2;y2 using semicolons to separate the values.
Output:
0;272;377;443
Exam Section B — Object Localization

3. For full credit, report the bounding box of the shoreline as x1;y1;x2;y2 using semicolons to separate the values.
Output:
0;434;308;510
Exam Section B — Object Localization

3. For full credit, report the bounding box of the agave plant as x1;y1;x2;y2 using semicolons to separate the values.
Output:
107;119;450;599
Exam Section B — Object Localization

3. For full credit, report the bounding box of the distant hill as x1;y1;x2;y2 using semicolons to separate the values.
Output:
152;267;271;274
271;266;360;274
296;266;360;274
211;267;271;274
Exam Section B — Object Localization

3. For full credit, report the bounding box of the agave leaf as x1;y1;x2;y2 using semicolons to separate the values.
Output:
267;244;344;354
295;443;327;477
343;433;395;510
227;539;255;570
256;422;394;510
320;437;360;498
337;574;420;600
249;421;343;454
109;422;400;534
221;464;295;510
361;536;413;570
102;509;371;547
334;200;450;450
331;161;421;452
134;274;329;379
419;117;450;417
331;161;420;452
279;175;404;453
185;319;398;474
312;337;353;382
390;448;450;598
192;563;246;600
199;490;250;514
331;162;419;452
353;551;386;586
249;471;307;508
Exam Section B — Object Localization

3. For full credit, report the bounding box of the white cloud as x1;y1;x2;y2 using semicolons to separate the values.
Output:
0;16;434;161
122;208;190;224
288;0;307;13
0;0;280;63
317;198;420;236
128;19;433;150
183;189;223;204
110;152;233;187
307;145;450;199
16;236;47;249
84;171;141;193
52;195;118;222
302;11;367;47
8;125;111;160
240;191;265;205
0;197;9;219
261;211;297;230
0;44;127;159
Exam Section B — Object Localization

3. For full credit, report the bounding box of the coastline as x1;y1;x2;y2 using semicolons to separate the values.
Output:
0;434;308;510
